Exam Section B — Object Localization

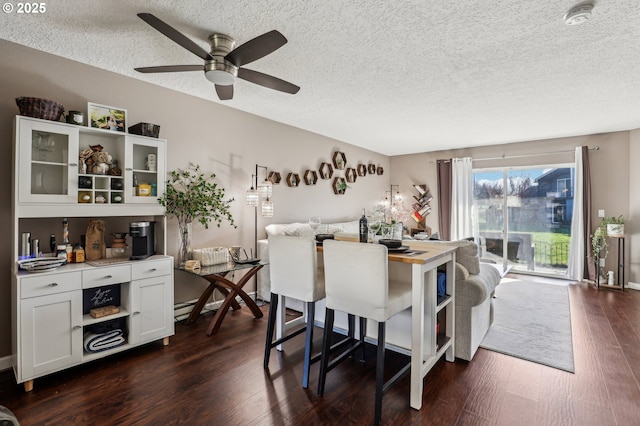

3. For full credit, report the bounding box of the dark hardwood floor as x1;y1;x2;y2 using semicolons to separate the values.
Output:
2;277;640;425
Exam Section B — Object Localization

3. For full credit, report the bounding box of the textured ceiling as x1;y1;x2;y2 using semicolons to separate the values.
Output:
2;0;640;155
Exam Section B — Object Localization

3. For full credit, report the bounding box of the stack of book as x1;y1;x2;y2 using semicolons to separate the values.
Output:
411;184;432;226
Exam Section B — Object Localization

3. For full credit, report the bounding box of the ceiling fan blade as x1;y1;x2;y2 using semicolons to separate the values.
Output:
237;68;300;94
135;65;204;73
216;84;234;100
138;13;213;61
225;30;287;67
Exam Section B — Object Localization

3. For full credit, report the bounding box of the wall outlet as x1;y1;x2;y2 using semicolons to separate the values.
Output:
598;209;605;218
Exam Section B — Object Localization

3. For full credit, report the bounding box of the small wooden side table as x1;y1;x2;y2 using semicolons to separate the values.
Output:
179;261;266;335
595;235;625;291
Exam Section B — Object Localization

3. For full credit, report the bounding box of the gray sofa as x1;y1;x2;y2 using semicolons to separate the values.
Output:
412;239;502;361
453;260;502;360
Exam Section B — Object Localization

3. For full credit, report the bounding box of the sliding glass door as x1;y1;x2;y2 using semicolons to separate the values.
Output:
473;165;575;277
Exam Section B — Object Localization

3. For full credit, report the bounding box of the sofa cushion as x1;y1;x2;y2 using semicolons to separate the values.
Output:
265;220;360;239
426;239;480;274
450;240;480;274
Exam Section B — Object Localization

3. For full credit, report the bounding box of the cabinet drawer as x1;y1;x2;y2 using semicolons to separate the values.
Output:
21;271;82;299
132;258;172;280
83;265;131;288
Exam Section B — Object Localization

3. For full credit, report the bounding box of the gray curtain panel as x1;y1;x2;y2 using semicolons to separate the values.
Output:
436;159;452;241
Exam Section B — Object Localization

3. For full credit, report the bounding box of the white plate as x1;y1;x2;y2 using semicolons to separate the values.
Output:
23;263;64;273
19;257;66;271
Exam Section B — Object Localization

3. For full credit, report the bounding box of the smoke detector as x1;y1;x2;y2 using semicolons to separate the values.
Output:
564;3;594;25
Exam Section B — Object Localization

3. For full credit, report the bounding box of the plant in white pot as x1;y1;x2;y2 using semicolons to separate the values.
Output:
602;215;624;237
591;226;608;267
158;164;236;266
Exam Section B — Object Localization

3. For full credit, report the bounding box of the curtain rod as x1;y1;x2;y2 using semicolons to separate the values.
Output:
436;146;599;163
473;146;599;161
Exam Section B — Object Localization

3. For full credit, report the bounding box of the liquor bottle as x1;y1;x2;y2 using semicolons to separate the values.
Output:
49;234;56;257
359;208;368;243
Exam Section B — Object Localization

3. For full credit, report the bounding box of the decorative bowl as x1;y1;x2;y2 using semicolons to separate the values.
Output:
379;239;402;249
315;234;335;243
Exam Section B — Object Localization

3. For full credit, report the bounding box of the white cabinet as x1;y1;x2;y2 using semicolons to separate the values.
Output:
124;136;166;204
130;258;174;344
12;115;174;392
16;117;80;204
19;272;83;382
14;115;166;217
12;257;174;391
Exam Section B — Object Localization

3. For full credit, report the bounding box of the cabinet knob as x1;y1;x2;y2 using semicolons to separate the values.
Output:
104;275;113;279
48;283;58;287
133;311;141;315
73;325;82;330
70;163;78;167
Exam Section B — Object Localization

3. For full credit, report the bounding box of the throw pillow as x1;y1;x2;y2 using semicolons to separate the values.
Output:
449;239;480;275
282;223;315;239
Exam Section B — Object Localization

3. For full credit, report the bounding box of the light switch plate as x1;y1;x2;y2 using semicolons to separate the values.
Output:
598;209;605;218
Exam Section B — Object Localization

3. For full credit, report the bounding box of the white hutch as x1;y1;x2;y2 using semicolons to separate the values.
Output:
11;116;174;391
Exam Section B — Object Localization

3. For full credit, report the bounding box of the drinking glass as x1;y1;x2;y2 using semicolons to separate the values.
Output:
367;217;381;243
309;216;321;235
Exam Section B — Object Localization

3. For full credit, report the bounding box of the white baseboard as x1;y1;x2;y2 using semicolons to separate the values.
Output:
0;355;12;372
627;282;640;291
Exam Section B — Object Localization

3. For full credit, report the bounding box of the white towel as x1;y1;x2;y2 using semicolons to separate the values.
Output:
84;329;125;353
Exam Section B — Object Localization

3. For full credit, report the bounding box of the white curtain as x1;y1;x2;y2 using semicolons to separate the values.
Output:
450;157;475;240
568;147;585;280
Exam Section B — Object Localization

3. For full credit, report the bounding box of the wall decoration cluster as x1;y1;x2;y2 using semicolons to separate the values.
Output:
263;150;383;195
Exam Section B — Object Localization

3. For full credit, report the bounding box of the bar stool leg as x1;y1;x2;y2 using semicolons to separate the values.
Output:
263;293;279;368
302;301;315;388
374;321;385;425
318;308;335;396
359;317;367;362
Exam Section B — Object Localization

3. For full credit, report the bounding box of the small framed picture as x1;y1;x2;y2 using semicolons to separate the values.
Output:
88;102;126;132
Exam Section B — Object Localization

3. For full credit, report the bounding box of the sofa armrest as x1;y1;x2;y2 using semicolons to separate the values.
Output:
455;262;470;281
455;275;488;308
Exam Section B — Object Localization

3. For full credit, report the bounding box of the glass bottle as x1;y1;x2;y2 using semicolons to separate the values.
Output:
359;208;368;243
49;234;56;257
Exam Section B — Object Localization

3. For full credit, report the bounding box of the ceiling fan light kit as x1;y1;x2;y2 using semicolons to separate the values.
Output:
135;13;299;100
564;3;594;25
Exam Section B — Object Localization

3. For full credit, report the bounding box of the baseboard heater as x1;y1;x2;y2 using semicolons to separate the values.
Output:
173;292;257;322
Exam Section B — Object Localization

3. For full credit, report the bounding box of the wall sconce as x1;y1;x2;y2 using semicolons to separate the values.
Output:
391;184;402;203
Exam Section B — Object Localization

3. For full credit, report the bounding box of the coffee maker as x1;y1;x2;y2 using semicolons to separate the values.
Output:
129;221;155;260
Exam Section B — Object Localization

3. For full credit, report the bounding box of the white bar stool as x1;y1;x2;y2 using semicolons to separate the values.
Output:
318;240;412;425
263;235;326;388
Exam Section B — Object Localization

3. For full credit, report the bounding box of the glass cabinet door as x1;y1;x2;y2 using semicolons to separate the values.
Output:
18;118;79;204
124;136;166;204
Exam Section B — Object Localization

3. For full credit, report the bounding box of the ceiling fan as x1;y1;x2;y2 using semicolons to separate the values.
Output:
134;13;300;101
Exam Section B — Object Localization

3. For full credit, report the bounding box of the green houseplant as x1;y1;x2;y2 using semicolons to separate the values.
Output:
591;226;608;264
158;164;236;266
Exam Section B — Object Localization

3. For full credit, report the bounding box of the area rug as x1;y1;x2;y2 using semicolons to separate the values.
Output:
480;278;575;373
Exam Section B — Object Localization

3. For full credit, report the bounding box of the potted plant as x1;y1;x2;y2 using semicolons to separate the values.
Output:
591;226;608;264
158;164;236;266
602;215;624;237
